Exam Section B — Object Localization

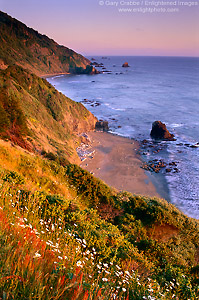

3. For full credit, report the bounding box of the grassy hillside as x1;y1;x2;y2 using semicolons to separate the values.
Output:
0;65;97;163
0;9;198;300
0;11;97;76
0;139;198;299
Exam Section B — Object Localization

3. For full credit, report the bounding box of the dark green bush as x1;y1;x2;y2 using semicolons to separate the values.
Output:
3;171;24;185
65;164;115;207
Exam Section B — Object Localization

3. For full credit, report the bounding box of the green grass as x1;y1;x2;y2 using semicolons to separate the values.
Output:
0;65;96;161
0;140;198;299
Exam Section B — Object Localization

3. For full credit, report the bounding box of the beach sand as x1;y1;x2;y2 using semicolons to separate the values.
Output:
80;131;162;198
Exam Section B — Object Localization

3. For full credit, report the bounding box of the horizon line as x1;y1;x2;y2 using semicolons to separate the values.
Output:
83;54;199;58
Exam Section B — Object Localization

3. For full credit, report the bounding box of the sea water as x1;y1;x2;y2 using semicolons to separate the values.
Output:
47;56;199;219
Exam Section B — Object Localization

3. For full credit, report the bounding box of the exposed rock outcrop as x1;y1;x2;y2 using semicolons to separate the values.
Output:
150;121;175;141
73;65;99;75
95;121;109;132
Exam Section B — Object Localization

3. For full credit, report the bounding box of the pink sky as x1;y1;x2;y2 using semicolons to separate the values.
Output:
1;0;199;56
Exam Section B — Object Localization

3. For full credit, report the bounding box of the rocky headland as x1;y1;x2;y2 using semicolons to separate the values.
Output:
0;11;97;76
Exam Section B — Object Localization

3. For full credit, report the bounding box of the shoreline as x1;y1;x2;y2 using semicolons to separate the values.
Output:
42;72;70;79
44;72;171;203
80;131;168;200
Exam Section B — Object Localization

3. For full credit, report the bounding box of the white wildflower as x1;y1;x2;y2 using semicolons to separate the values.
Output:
33;252;41;258
125;271;130;276
102;278;108;282
76;260;83;267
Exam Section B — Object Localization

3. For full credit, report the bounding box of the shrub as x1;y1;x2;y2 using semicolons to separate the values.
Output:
65;164;115;207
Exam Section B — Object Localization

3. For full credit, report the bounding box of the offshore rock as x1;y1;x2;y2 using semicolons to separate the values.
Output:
150;121;175;141
122;62;129;67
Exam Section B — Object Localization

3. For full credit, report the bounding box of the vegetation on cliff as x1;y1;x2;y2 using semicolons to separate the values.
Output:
0;11;97;76
0;65;97;163
0;140;198;299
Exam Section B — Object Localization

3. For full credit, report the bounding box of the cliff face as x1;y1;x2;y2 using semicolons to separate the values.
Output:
0;11;97;76
0;65;97;163
0;11;99;163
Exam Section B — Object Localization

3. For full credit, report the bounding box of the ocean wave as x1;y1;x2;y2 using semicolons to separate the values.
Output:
104;103;126;111
108;130;130;138
49;75;64;80
113;108;126;111
166;172;199;219
170;123;184;128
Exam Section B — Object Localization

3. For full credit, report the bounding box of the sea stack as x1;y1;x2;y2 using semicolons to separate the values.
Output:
122;62;129;67
150;121;175;141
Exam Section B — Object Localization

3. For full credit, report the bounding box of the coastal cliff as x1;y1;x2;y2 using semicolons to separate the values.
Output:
0;65;97;163
0;11;97;76
0;11;198;300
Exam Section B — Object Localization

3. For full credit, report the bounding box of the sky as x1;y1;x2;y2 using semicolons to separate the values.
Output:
0;0;199;57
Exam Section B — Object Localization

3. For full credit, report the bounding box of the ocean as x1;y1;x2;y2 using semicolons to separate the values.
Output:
47;56;199;219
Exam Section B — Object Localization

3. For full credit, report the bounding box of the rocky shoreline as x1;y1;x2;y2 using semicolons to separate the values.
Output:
76;134;95;162
139;139;179;174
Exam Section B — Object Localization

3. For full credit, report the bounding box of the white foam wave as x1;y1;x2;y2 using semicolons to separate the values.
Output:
170;123;184;128
108;130;130;138
113;108;126;111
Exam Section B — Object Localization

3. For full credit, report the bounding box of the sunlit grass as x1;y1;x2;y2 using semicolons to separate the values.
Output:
0;140;198;299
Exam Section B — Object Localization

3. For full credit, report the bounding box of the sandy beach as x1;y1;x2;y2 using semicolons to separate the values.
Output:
80;131;162;199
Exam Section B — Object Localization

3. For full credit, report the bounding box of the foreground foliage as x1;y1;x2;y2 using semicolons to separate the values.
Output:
0;140;198;299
